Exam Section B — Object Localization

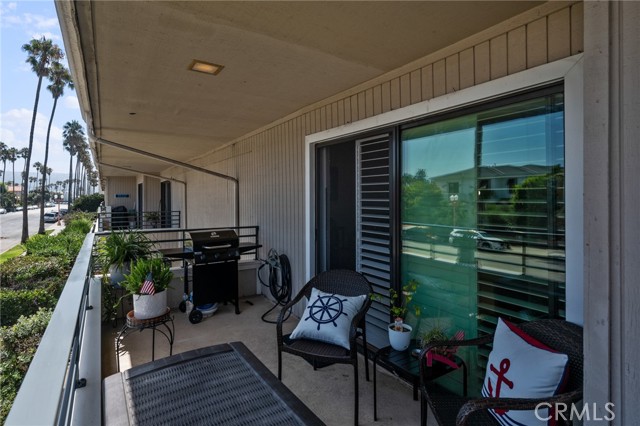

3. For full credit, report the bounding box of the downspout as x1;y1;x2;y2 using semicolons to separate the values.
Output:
100;162;188;228
93;136;239;227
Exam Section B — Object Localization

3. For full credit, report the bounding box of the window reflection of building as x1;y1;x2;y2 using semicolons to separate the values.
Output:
400;90;565;392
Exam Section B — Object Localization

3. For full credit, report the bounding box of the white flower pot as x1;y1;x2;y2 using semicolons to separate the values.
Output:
133;290;167;319
388;323;413;351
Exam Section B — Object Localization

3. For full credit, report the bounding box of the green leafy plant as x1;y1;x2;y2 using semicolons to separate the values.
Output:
0;289;59;327
389;279;420;320
121;256;173;295
0;256;69;291
0;309;53;422
419;326;450;354
143;211;160;228
70;193;103;212
97;231;154;270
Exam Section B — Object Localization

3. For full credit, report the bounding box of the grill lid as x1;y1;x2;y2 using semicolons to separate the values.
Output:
189;230;239;251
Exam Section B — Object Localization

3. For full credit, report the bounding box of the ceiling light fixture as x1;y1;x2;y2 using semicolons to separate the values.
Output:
189;60;224;75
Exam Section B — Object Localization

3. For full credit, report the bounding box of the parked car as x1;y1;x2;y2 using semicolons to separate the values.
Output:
448;229;510;251
402;225;449;243
0;208;6;214
44;212;60;223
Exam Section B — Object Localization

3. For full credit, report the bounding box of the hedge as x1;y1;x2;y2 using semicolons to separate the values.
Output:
0;256;70;291
0;309;53;422
0;288;60;326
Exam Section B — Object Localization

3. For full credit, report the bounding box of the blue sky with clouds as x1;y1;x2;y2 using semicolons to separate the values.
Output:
1;0;86;182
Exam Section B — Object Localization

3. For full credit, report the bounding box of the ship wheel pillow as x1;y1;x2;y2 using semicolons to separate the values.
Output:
290;288;366;350
481;318;569;426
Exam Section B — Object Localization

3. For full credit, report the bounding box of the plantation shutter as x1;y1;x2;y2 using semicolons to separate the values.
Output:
356;133;393;340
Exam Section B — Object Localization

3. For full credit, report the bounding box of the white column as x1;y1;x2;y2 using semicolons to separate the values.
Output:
583;1;640;424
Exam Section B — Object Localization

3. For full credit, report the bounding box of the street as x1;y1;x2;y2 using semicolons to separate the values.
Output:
402;239;566;283
0;206;67;254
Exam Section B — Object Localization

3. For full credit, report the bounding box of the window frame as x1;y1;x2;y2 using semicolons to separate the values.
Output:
305;54;584;325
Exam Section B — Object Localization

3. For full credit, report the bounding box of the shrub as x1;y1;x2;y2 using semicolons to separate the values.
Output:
0;289;59;326
0;309;53;423
70;193;103;213
63;215;94;235
24;231;86;262
0;256;70;291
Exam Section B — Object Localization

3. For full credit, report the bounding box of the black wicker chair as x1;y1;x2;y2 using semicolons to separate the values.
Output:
276;269;373;426
419;319;583;426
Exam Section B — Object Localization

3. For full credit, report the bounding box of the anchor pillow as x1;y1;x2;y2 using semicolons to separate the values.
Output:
481;318;569;426
290;288;367;350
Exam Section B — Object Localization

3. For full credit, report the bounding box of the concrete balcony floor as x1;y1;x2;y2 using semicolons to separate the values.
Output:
101;295;428;425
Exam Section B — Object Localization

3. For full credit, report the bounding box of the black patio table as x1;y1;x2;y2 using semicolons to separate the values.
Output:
103;341;325;426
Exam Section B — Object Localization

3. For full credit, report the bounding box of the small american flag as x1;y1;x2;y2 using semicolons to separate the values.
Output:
140;272;156;295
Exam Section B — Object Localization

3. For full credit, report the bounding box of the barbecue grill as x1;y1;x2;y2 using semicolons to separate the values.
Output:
185;230;241;323
159;228;261;324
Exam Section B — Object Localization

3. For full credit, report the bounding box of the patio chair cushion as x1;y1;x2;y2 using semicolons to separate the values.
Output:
289;288;366;350
481;318;569;426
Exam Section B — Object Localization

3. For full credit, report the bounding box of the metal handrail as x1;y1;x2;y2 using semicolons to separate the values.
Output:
93;225;261;262
7;224;260;425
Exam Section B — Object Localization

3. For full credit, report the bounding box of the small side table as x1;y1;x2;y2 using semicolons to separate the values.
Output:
373;340;466;421
116;308;175;371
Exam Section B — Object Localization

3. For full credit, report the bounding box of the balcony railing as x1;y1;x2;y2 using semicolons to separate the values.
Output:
6;225;260;425
96;210;181;232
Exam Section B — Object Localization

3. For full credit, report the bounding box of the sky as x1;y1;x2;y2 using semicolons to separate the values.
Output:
0;0;87;183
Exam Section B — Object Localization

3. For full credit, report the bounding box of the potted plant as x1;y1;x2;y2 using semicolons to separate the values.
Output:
98;231;154;285
122;256;173;319
128;209;137;229
388;279;421;351
419;327;465;368
144;211;160;228
419;326;450;355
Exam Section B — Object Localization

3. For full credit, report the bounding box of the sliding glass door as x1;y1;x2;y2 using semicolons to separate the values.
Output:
400;88;565;392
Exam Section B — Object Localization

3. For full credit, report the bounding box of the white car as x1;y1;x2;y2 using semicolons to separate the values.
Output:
44;212;60;223
449;229;510;251
0;208;6;214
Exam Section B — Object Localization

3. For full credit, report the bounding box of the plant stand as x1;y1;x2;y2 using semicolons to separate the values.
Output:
116;308;174;372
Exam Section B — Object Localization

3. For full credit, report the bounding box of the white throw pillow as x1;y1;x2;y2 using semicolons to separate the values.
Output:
289;288;366;350
481;318;569;426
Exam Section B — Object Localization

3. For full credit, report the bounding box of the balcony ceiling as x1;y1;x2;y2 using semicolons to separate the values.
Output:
59;1;544;177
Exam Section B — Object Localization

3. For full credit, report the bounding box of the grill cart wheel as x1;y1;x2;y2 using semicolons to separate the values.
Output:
179;301;187;312
189;309;203;324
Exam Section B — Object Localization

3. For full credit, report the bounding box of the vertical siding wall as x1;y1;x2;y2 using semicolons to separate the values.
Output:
104;176;137;210
174;2;583;293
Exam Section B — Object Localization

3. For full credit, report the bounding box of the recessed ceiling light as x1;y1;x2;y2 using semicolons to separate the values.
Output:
189;60;224;75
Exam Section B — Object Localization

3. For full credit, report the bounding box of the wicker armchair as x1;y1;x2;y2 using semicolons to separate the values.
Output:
276;269;373;426
419;319;583;426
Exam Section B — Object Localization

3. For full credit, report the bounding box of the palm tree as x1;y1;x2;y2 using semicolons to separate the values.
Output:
29;176;37;192
39;62;73;233
45;167;52;189
33;161;43;186
7;147;18;196
18;148;29;198
21;36;64;243
63;120;84;204
74;140;91;198
0;142;7;188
